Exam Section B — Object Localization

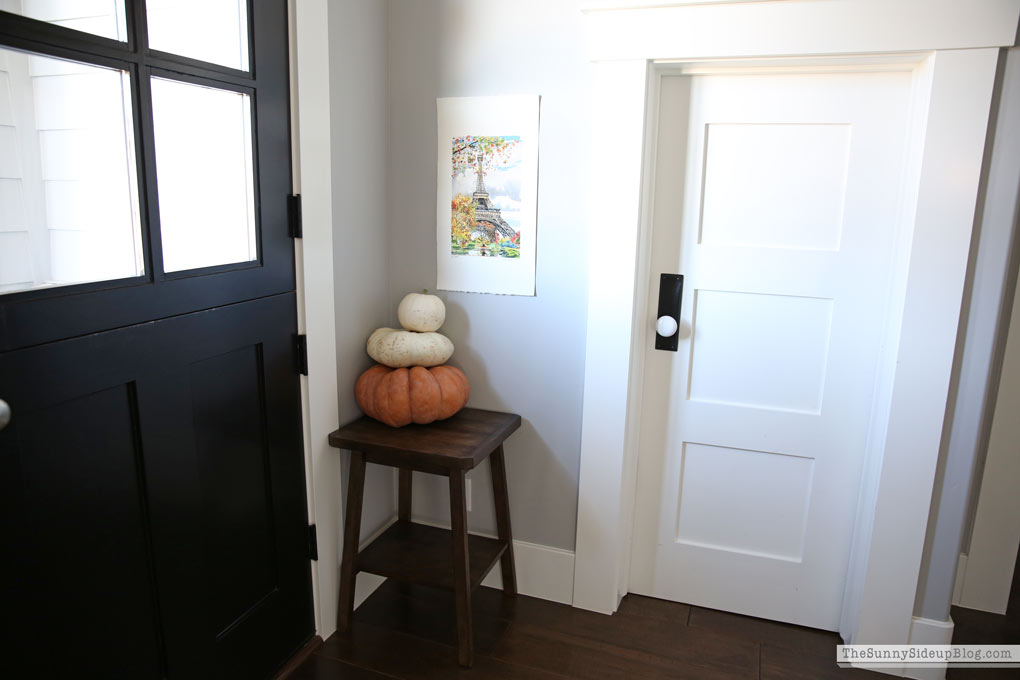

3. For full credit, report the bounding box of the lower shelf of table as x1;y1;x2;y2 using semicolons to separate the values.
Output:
356;520;507;591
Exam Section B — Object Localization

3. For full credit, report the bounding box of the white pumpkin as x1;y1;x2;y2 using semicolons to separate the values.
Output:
366;327;454;368
397;292;446;332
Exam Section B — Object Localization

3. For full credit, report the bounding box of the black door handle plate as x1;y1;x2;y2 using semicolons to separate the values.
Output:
655;273;684;351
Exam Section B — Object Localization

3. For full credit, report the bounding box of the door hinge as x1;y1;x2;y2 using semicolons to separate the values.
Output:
287;194;302;238
308;524;318;561
294;334;308;376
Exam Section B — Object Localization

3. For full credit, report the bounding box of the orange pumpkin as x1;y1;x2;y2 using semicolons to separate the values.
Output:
355;364;470;427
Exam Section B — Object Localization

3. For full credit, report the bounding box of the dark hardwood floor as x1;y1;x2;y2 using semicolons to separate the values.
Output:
286;530;1020;678
290;537;1020;680
288;580;885;679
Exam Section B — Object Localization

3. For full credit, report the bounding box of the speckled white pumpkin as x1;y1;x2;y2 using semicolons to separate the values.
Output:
397;292;446;332
366;327;454;368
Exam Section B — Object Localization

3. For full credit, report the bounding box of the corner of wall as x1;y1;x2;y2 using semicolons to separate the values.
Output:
325;0;398;610
902;615;955;680
914;45;1020;624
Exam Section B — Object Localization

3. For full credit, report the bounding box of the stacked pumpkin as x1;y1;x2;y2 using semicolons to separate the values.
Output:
355;292;470;427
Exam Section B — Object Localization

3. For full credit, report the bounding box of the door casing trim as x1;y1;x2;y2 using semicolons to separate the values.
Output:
572;0;1018;661
289;0;340;641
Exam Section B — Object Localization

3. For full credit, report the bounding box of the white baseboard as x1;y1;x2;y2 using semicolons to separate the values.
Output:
850;615;955;679
479;537;576;605
353;572;387;610
352;517;576;609
351;517;397;610
901;616;955;680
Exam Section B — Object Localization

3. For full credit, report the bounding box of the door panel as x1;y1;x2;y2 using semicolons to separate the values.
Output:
629;70;913;630
138;294;309;679
1;293;311;677
191;346;279;635
0;3;309;675
9;385;162;678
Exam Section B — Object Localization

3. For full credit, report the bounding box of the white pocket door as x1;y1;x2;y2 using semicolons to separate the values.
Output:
629;69;914;631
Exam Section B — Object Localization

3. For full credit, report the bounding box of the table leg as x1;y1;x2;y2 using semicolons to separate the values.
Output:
398;468;412;521
449;469;473;667
337;450;366;633
490;444;517;596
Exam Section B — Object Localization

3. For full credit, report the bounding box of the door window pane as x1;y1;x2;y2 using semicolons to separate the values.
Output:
146;0;249;72
0;47;142;294
0;0;127;41
151;77;256;273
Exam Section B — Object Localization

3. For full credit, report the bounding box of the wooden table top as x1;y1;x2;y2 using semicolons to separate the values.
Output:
328;408;522;471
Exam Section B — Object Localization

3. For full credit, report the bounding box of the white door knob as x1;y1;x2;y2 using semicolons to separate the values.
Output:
656;315;678;337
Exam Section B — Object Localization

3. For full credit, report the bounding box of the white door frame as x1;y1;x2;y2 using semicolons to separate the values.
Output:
572;0;1019;653
289;0;341;640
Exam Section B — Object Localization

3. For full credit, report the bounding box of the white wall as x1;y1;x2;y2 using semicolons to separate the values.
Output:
386;0;590;551
959;250;1020;613
328;1;396;547
914;47;1020;622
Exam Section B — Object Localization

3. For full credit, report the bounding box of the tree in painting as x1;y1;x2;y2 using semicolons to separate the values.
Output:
450;135;522;258
451;136;519;179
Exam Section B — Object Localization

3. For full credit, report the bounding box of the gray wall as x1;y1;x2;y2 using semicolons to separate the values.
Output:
329;0;396;544
914;47;1020;621
328;1;1017;598
386;0;591;550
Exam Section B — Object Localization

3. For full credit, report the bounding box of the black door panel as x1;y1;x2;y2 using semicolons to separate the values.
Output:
6;384;163;678
1;294;312;677
0;2;311;676
191;345;281;637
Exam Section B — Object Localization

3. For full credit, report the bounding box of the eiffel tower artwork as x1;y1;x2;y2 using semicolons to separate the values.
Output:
450;135;522;258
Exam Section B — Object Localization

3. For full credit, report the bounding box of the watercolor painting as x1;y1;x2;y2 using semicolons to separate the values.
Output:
436;95;539;296
450;135;522;258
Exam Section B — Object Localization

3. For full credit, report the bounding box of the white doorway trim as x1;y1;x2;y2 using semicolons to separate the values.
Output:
289;0;341;639
572;0;1018;654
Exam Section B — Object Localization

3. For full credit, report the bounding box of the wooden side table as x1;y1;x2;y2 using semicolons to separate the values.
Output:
327;407;521;667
